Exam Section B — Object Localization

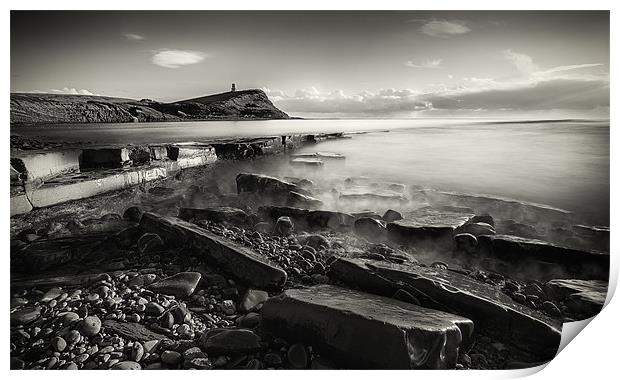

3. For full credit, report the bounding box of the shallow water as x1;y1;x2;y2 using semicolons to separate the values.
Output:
13;118;610;225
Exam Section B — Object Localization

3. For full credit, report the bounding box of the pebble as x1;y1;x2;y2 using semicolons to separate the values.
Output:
161;350;182;365
240;289;269;312
111;361;142;370
287;343;309;369
79;316;101;337
10;307;41;326
131;342;145;362
40;287;63;302
160;312;174;329
145;302;165;316
143;340;160;354
264;352;283;367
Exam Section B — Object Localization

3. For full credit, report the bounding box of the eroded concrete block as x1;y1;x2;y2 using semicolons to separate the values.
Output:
10;194;33;216
11;150;81;182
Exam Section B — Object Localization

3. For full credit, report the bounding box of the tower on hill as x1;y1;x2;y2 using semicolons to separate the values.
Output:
231;83;236;92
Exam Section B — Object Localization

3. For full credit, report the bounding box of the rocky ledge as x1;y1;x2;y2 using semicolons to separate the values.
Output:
10;159;609;370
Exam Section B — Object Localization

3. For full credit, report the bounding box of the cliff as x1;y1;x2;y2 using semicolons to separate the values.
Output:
10;89;289;125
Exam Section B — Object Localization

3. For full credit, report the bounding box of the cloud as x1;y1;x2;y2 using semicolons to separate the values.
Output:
406;59;442;69
534;63;604;76
420;20;471;38
151;49;206;68
502;49;538;75
123;33;145;41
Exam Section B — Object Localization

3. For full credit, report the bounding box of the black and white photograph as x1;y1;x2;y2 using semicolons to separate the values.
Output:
7;5;613;373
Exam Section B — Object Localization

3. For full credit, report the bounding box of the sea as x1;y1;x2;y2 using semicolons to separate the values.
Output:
12;118;610;226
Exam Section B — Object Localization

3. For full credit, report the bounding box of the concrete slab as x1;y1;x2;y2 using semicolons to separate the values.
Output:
10;194;33;216
11;150;81;182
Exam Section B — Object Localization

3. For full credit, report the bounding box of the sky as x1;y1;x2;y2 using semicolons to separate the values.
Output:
11;11;609;118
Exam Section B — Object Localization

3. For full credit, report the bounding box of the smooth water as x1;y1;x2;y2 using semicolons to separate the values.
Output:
13;118;610;224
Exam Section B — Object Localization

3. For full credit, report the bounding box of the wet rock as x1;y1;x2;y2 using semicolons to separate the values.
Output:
131;342;145;362
258;206;355;232
329;257;561;355
200;328;261;356
236;173;308;197
137;233;164;254
261;284;474;369
140;213;287;290
382;209;403;223
287;191;323;209
469;214;495;227
275;216;294;236
179;206;248;225
51;336;67;352
161;350;182;365
111;361;142;370
148;272;201;298
10;307;41;326
240;289;269;312
146;302;165;316
454;233;478;254
123;206;144;222
40;287;63;302
354;217;387;240
477;235;609;281
459;222;496;237
79;316;101;337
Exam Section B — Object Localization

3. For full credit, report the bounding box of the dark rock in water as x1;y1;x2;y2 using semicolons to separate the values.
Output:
11;307;41;326
284;176;314;189
236;173;307;196
148;272;201;298
477;235;609;281
454;233;478;254
354;217;387;240
261;284;474;369
200;328;261;355
544;279;607;318
329;258;561;356
275;216;294;236
458;222;496;237
383;209;403;223
179;207;248;225
286;191;323;209
140;212;287;289
259;206;354;232
102;320;168;342
387;208;473;251
137;233;164;254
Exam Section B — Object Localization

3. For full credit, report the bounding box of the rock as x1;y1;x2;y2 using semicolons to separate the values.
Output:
179;207;248;225
382;209;403;223
339;189;407;204
102;320;168;342
185;357;212;369
237;312;261;329
220;300;236;315
240;289;269;312
287;343;309;369
143;340;160;354
387;208;473;251
264;352;283;367
329;257;561;355
542;301;562;318
236;173;307;197
10;357;25;370
496;220;541;239
290;157;324;166
287;191;323;209
301;234;330;250
123;206;144;222
477;235;609;281
354;217;387;240
79;316;101;337
544;279;607;301
60;311;80;325
159;312;174;329
261;284;474;369
145;302;165;316
454;233;478;254
51;336;67;352
10;307;41;326
148;272;202;298
137;233;164;254
469;214;494;227
200;328;261;356
131;342;145;362
566;292;606;317
40;287;63;302
392;289;420;305
111;361;142;370
140;212;287;290
459;222;496;237
171;304;189;324
275;216;294;236
161;350;182;365
258;206;355;232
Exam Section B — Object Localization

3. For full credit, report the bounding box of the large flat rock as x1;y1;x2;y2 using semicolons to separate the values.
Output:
258;206;354;231
102;320;168;342
387;207;473;250
544;279;607;318
236;173;307;196
329;257;561;356
10;193;33;216
477;234;609;281
11;149;81;183
139;212;287;290
261;284;474;369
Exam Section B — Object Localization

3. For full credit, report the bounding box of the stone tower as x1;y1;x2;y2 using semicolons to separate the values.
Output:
231;83;236;92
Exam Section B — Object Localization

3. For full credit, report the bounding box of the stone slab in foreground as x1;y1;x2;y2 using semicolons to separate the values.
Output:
102;320;168;342
261;284;473;369
477;234;609;281
139;212;287;290
329;257;561;356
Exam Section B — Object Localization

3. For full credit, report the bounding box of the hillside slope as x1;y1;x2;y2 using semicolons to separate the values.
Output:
10;89;289;125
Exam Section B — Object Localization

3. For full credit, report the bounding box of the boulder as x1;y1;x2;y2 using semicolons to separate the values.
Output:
258;206;354;232
179;207;248;225
275;216;294;236
477;235;609;281
240;289;269;312
261;284;474;369
329;258;561;356
236;173;307;196
354;217;387;241
387;208;473;251
139;212;287;289
148;272;202;298
200;328;261;355
382;209;403;223
286;191;323;209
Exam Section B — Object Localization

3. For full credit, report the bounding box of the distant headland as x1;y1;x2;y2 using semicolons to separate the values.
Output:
10;86;290;125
